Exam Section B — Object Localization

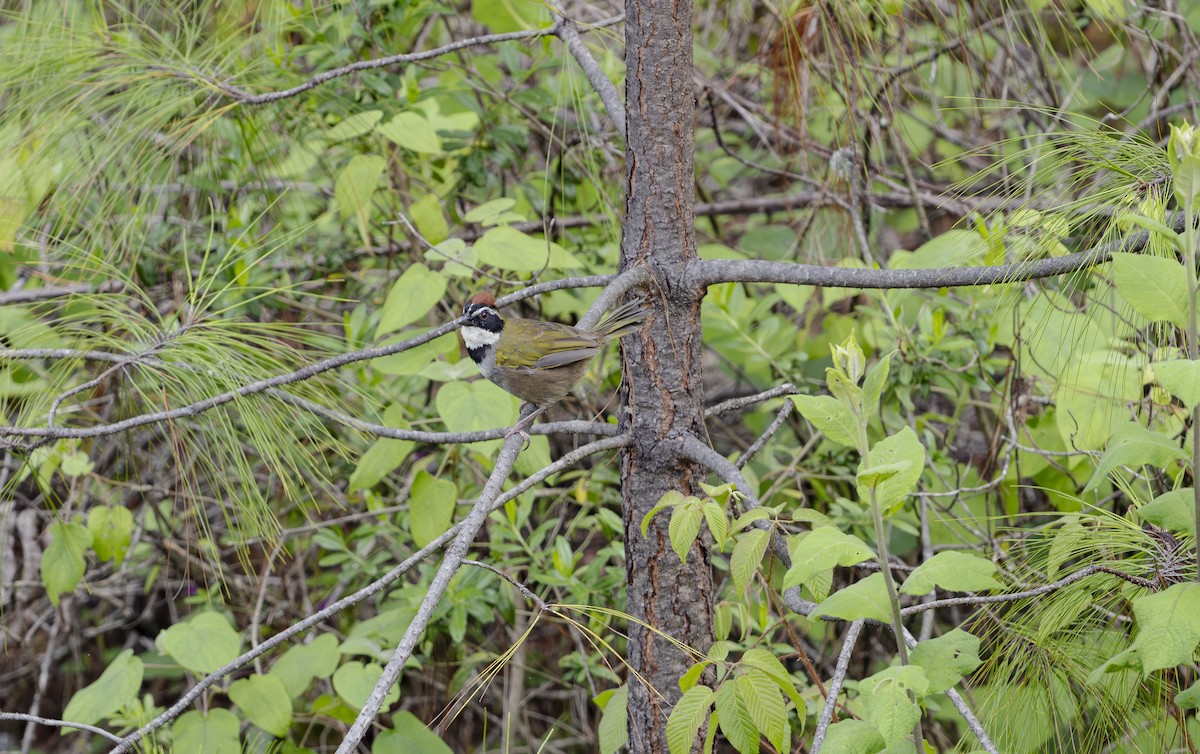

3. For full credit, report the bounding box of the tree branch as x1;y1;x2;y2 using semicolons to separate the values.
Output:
687;227;1166;290
0;713;122;745
809;620;864;754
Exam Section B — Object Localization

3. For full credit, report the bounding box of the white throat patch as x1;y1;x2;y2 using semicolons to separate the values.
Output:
461;325;501;349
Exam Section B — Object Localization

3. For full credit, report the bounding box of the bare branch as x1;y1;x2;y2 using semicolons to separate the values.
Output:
736;398;793;469
687;225;1172;290
576;266;651;330
463;559;549;611
0;713;122;745
705;384;799;417
809;620;864;754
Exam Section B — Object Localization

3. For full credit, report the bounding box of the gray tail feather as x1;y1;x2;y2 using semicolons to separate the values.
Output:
593;299;648;341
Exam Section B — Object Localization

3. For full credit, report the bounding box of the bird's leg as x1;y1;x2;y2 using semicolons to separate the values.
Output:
505;403;546;448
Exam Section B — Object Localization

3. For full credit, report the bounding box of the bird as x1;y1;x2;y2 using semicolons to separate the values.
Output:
459;291;646;432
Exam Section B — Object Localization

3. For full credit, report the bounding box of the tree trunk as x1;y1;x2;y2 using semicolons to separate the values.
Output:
620;0;713;751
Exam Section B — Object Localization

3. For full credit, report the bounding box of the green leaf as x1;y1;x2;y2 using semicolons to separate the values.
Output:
464;198;523;226
815;572;892;623
791;395;859;447
679;661;712;693
1132;582;1200;675
1087;647;1142;684
269;633;340;697
1084;421;1190;491
900;551;1002;595
373;712;453;754
156;612;241;674
821;719;886;754
60;449;93;477
863;351;895;417
349;405;415;491
327;110;383;142
715;679;759;754
597;685;629;754
332;661;400;710
737;671;787;752
909;629;983;692
642;490;689;535
860;666;926;748
41;518;92;607
1110;252;1189;328
1054;349;1142;452
173;709;240;754
783;527;875;589
1137;488;1195;535
88;506;133;565
409;193;449;245
375;264;448;336
436;380;519;433
473;226;550;271
666;685;714;754
229;674;292;737
62;649;143;728
730;528;770;593
703;501;728;549
378;111;442;154
741;648;805;713
1153;359;1200;410
410;471;457;548
471;0;546;32
1175;679;1200;710
669;500;704;563
857;461;913;488
858;427;925;514
335;154;386;221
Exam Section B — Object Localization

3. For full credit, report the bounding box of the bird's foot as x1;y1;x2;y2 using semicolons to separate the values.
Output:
505;404;546;449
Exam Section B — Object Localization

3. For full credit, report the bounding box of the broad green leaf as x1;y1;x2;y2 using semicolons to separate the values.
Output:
409;193;449;245
229;674;292;737
715;679;758;754
88;506;133;565
173;709;240;754
791;394;859;447
815;572;892;623
679;661;713;693
62;649;143;728
1109;252;1188;328
861;667;924;748
1055;349;1142;452
597;685;629;754
858;426;925;514
669;500;704;563
666;685;714;754
703;501;728;549
741;648;805;712
641;490;689;535
269;633;340;697
783;527;874;589
1087;647;1142;684
335;154;386;221
900;551;1002;595
1153;359;1200;410
1137;487;1195;535
375;264;447;336
909;630;983;692
327;110;383;142
426;238;477;278
374;712;453;754
862;351;895;417
378;112;442;154
349;405;415;491
1175;679;1200;710
821;719;886;754
857;461;912;489
464;198;523;226
473;226;551;271
1132;582;1200;675
730;528;770;593
157;612;241;674
332;661;399;710
41;518;92;607
60;449;93;477
1084;421;1189;491
436;380;519;433
410;471;457;548
372;332;455;377
471;0;547;32
737;671;787;752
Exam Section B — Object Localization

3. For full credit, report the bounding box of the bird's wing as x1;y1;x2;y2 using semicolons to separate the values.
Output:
494;320;600;369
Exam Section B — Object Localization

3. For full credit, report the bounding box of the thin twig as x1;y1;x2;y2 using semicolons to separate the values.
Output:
0;713;123;745
705;384;800;417
736;399;793;469
809;619;864;754
463;559;549;611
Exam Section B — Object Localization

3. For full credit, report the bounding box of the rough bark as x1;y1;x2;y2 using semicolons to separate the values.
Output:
620;0;713;751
